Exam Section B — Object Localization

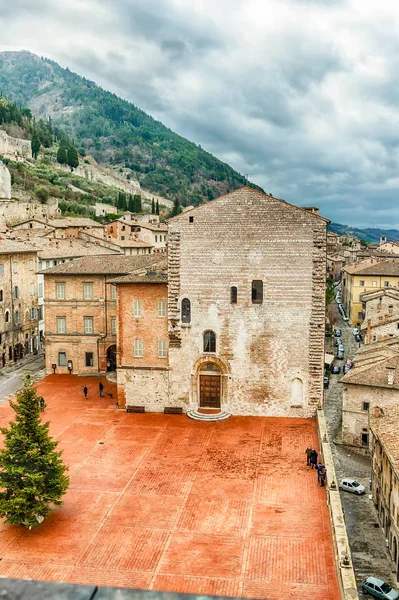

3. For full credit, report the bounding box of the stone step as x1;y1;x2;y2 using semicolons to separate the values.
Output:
186;409;232;422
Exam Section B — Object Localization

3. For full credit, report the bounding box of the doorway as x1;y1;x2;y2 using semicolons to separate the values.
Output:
106;345;117;371
199;363;221;408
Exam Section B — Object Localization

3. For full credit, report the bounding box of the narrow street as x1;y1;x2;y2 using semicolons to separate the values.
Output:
324;297;397;596
0;353;45;404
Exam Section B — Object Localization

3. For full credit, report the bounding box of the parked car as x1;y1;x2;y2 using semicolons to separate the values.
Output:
334;339;342;347
362;576;399;599
355;333;362;342
353;327;360;335
324;376;329;389
334;329;342;337
331;365;340;374
342;314;349;321
343;364;352;374
337;350;344;360
339;478;366;495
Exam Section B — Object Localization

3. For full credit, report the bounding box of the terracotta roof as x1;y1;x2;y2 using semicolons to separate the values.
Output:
168;186;330;224
47;218;103;228
109;239;154;248
37;241;120;260
341;339;399;388
327;254;345;262
131;221;168;232
361;288;399;303
343;259;399;276
109;259;168;284
0;238;38;255
12;218;52;228
370;405;399;477
40;254;165;276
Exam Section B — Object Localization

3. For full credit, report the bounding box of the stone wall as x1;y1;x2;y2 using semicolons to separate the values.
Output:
0;200;60;226
362;294;399;343
0;163;11;199
166;189;327;417
0;130;31;160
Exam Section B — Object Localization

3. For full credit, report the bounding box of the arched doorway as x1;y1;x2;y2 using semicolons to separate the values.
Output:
106;345;116;372
199;362;221;408
393;536;397;564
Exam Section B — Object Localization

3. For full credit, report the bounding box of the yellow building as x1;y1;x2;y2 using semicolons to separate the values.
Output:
342;259;399;325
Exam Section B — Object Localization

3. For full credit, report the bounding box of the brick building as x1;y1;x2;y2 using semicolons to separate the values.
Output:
115;187;328;417
370;404;399;582
0;238;39;368
361;288;399;344
106;218;167;252
42;254;164;375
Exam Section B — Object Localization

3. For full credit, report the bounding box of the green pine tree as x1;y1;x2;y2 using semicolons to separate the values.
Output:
136;194;142;213
56;145;68;165
169;197;182;218
117;191;127;211
31;133;40;159
128;194;134;212
156;200;159;215
67;146;79;169
151;198;155;214
0;376;69;529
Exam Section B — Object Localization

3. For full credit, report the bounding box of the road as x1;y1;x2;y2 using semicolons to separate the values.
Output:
0;354;45;404
324;298;398;596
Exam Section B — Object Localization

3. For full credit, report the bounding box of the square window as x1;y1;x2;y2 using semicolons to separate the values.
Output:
56;283;66;300
359;280;365;286
158;339;167;358
252;280;263;304
363;402;370;411
85;352;94;367
83;283;94;300
134;339;143;357
189;216;194;223
134;300;142;318
38;283;43;298
384;281;390;288
111;317;116;335
83;317;94;334
30;283;35;296
110;285;117;300
56;317;66;334
13;262;18;274
0;264;4;275
29;259;34;271
158;301;166;317
58;352;67;366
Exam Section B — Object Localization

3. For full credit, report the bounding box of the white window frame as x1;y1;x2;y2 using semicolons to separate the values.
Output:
56;283;66;300
56;317;66;334
134;300;142;318
110;285;117;300
158;301;166;317
158;339;167;358
83;317;94;334
134;339;143;357
13;262;18;274
30;283;35;296
83;283;94;300
111;317;116;335
38;283;43;298
29;259;34;271
58;352;67;366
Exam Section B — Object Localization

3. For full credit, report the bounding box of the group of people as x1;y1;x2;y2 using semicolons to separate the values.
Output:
305;446;327;486
83;382;105;399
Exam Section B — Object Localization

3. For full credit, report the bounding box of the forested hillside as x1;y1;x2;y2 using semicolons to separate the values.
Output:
0;50;261;206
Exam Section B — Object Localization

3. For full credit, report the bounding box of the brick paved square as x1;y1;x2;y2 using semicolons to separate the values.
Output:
0;375;341;599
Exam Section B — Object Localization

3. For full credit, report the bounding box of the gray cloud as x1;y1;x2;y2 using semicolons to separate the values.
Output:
1;0;399;227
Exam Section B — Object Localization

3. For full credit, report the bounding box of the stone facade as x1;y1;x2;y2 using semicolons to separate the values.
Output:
106;219;167;252
0;130;31;161
117;188;328;417
361;288;399;344
0;240;39;368
0;163;11;200
0;201;60;226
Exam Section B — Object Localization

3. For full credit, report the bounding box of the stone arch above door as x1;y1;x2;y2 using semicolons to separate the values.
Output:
191;355;230;409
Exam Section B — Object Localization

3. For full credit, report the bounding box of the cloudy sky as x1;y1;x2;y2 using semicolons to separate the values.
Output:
1;0;399;227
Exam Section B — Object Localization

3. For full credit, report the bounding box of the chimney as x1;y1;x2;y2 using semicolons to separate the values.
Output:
374;406;384;418
386;364;396;386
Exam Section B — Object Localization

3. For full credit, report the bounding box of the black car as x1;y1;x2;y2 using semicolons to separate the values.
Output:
324;377;329;389
334;329;342;337
355;333;362;342
331;365;340;374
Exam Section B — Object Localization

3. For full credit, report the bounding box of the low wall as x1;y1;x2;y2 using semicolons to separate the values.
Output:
317;409;359;600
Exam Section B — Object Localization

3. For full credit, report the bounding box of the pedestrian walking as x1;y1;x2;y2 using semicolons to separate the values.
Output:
99;381;104;398
310;449;318;469
320;467;327;487
305;446;312;466
39;397;46;412
316;462;324;482
83;386;88;399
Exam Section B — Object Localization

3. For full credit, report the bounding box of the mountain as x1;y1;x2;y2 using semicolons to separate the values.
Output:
0;50;261;206
328;222;399;243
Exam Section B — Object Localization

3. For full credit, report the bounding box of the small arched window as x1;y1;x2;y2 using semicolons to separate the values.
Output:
203;330;216;353
181;298;191;323
5;310;9;323
230;286;237;304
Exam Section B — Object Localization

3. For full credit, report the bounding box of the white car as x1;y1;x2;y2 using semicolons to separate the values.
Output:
342;315;349;321
339;478;365;495
353;327;360;336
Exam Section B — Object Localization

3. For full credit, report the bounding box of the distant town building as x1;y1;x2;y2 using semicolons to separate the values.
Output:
106;218;167;252
327;254;345;282
361;288;399;344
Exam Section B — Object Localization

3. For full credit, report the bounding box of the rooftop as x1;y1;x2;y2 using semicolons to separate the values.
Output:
48;218;103;229
370;404;399;477
341;339;399;388
0;238;38;255
40;254;165;276
343;258;399;277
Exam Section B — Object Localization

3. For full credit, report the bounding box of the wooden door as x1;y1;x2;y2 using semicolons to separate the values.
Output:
200;374;221;408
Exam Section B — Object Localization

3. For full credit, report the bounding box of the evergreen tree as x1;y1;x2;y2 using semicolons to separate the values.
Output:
134;194;142;213
31;133;40;159
117;191;127;211
169;198;182;218
156;200;159;215
56;145;68;165
67;146;79;169
151;198;155;214
128;194;134;212
0;376;69;529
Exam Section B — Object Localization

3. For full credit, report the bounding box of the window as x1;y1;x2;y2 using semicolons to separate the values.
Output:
45;260;50;269
5;310;9;323
38;283;43;298
85;352;94;367
30;307;37;320
134;339;143;357
372;281;377;287
56;317;66;334
56;283;66;300
0;264;3;275
14;311;19;324
384;281;390;288
13;286;19;299
203;330;216;353
363;402;370;411
83;283;94;300
189;216;194;223
83;317;94;334
29;259;34;271
231;286;238;304
38;306;43;320
155;235;157;242
30;283;35;296
110;285;117;300
58;352;67;366
252;280;263;304
359;280;365;286
0;290;2;302
181;298;191;323
158;339;167;358
13;262;17;274
111;317;116;335
357;311;363;319
134;301;142;318
158;301;166;317
361;431;369;446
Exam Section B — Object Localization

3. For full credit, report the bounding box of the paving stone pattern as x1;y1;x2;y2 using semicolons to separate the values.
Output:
0;375;339;600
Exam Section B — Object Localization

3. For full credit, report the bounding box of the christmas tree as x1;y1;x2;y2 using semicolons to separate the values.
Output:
0;376;69;529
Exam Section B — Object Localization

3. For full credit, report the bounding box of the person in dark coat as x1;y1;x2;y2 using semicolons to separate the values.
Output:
320;467;327;487
83;386;88;399
316;462;324;482
39;397;46;412
310;449;318;469
99;381;104;397
305;446;312;466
